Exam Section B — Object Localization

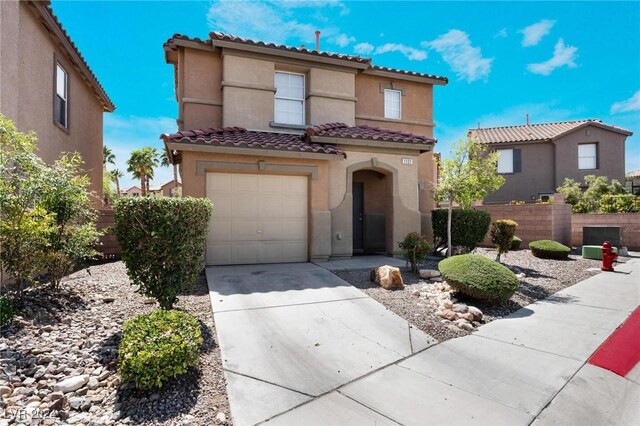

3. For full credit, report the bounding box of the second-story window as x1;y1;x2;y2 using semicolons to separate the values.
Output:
384;89;401;119
55;62;68;129
274;71;304;125
578;143;597;170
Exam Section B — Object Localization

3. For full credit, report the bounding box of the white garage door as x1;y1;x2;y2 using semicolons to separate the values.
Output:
206;172;308;265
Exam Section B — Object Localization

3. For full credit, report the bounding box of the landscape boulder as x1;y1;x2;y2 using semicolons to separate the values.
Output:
419;269;441;279
370;265;404;290
53;375;89;394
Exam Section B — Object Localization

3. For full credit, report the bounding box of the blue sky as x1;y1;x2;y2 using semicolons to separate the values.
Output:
52;0;640;189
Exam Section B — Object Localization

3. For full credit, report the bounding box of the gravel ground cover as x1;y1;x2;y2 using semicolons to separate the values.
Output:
0;261;229;426
335;248;605;342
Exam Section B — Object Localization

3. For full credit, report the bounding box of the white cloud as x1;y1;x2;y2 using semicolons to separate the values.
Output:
206;0;344;45
103;114;177;189
519;19;556;47
611;91;640;114
494;28;508;38
354;42;374;54
375;43;427;61
333;33;355;47
423;30;493;82
527;38;578;75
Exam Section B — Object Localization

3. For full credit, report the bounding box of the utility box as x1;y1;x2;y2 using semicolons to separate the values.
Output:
583;226;622;247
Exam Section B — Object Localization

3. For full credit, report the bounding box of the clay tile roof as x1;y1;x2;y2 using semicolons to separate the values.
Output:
32;1;114;111
163;33;213;49
306;123;436;145
208;32;372;65
469;119;633;144
626;169;640;178
162;127;345;157
369;65;448;83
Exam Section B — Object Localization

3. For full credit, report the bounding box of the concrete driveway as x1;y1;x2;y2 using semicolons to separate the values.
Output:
206;262;436;425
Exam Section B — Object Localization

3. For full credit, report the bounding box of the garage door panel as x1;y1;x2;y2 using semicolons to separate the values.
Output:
206;172;308;265
258;175;284;193
232;174;258;192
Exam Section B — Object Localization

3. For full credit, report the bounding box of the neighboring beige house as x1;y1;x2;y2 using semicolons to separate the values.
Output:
161;180;182;197
0;0;115;201
626;170;640;195
469;119;632;203
121;186;142;197
162;32;447;265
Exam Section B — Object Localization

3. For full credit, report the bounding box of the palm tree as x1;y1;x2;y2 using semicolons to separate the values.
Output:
110;169;123;198
103;145;115;167
127;148;158;195
159;149;179;193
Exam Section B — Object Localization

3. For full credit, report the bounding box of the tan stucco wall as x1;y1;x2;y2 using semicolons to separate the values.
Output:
180;48;222;130
485;142;556;203
307;68;355;126
0;2;105;201
355;73;434;136
553;125;626;187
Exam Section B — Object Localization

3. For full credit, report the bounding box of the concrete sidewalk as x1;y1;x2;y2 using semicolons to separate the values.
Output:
208;259;639;425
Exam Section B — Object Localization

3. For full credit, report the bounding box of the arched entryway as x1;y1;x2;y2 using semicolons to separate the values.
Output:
352;169;394;255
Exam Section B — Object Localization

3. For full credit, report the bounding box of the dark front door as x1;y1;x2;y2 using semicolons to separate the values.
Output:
353;182;364;252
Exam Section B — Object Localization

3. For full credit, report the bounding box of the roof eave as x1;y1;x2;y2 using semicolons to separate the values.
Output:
310;135;433;152
363;68;448;85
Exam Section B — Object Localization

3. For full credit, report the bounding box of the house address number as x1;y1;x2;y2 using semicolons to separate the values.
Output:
402;158;413;165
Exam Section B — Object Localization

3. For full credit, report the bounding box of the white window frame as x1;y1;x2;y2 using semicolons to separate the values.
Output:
578;143;597;170
384;89;402;119
54;62;68;129
497;149;514;174
274;71;305;126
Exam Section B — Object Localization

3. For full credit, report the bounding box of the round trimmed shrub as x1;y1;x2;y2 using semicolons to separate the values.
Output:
529;240;571;260
438;254;519;302
490;219;518;261
510;236;522;251
118;309;203;389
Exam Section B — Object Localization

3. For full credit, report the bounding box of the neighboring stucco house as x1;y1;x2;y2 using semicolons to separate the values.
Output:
0;0;115;201
161;32;447;265
161;180;182;197
121;186;142;197
626;170;640;195
469;119;632;203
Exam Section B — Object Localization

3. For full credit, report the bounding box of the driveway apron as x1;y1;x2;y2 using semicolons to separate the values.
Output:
206;262;436;425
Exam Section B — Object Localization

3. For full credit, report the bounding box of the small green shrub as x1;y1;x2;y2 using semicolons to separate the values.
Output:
114;197;212;309
432;209;491;253
0;296;14;326
398;232;432;273
510;236;522;251
438;254;519;302
118;309;203;389
490;219;518;262
529;240;571;260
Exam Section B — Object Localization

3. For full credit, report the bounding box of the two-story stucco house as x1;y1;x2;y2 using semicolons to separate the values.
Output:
469;119;632;204
161;33;447;265
0;0;114;201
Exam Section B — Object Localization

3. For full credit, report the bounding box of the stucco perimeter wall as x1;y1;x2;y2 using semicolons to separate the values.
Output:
553;125;626;187
477;203;572;247
180;150;333;261
328;149;421;258
572;213;640;250
485;142;556;203
0;2;105;201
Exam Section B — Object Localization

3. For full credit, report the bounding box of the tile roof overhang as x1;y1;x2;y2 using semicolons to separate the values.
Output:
161;124;436;164
469;119;633;145
29;1;115;112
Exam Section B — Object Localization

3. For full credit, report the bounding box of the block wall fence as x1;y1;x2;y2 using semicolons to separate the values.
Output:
96;209;121;260
571;213;640;250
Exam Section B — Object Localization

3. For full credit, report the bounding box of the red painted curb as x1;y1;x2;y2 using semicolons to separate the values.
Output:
588;307;640;377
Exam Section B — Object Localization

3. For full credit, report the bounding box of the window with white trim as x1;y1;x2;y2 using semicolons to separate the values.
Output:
54;63;68;129
384;89;401;119
497;149;514;174
578;143;597;170
274;71;305;125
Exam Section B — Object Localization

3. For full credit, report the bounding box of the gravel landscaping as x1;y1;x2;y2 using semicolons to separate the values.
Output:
0;261;229;426
335;248;607;342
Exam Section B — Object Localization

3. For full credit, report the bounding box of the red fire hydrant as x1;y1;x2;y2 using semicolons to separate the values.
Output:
601;241;618;272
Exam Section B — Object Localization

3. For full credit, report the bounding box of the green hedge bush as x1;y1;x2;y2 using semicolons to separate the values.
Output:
510;236;522;251
490;219;518;262
432;209;491;253
118;309;203;389
599;194;640;213
398;232;431;273
529;240;571;260
438;254;519;302
114;197;212;309
0;296;14;326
